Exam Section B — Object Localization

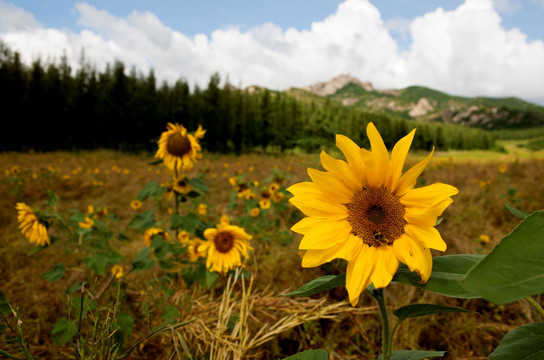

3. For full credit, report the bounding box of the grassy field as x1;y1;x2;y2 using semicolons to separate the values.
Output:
1;145;544;359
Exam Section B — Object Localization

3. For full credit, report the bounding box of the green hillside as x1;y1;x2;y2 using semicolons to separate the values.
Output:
304;81;544;130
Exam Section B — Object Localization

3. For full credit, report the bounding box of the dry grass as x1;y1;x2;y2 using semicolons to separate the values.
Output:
1;149;544;359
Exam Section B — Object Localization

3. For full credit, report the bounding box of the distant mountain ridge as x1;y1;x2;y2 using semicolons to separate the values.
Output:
285;75;544;130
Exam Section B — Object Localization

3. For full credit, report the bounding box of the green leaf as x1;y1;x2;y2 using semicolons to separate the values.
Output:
46;190;59;206
282;273;346;297
132;247;155;271
69;210;86;223
117;312;134;336
65;282;83;294
161;305;180;325
186;177;209;194
83;251;123;276
377;350;446;360
489;322;544;360
51;317;76;345
0;291;10;317
41;263;65;282
282;349;328;360
137;180;166;201
84;255;108;276
393;254;484;298
393;304;475;323
72;295;96;316
504;203;530;219
171;213;200;233
461;210;544;304
129;209;156;229
205;269;219;288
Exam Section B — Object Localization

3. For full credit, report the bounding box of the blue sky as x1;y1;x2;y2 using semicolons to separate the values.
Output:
2;0;544;104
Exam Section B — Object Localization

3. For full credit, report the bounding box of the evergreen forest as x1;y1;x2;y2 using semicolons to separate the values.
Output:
0;42;496;153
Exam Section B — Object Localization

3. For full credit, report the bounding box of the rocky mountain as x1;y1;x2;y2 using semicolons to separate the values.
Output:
288;75;544;130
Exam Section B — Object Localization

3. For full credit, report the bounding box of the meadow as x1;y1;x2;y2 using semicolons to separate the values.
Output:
1;138;544;360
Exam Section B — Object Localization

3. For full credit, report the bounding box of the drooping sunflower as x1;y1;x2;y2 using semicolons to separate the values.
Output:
143;227;171;247
15;203;50;247
288;122;458;306
198;223;252;274
155;123;205;172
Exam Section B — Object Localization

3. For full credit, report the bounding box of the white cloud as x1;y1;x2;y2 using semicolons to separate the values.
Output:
492;0;522;13
0;0;543;104
0;1;42;31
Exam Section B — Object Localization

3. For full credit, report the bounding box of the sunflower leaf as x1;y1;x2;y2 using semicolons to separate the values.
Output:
171;213;200;233
129;209;156;229
489;322;544;360
137;180;166;201
282;349;328;360
282;273;346;297
504;203;530;219
393;304;475;323
393;254;484;298
460;210;544;304
377;350;446;360
41;263;65;282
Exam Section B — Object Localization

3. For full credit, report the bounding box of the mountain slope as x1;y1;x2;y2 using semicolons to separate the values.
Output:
287;75;544;130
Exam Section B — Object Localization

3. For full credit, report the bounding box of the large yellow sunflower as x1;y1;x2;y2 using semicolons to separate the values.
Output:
288;122;458;306
15;203;50;247
155;123;205;172
198;223;252;274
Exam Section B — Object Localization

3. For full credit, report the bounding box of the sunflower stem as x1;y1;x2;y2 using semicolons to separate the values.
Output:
525;296;544;319
371;288;392;360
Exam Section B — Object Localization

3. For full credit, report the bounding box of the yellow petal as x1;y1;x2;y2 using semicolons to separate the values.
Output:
289;196;348;220
307;168;354;204
405;224;447;252
287;182;320;197
290;217;327;235
301;234;362;267
320;151;361;192
394;148;434;196
346;246;376;306
401;183;459;208
392;236;432;283
404;207;440;228
388;128;416;190
370;246;399;288
203;228;218;242
366;122;390;181
299;219;352;250
336;134;366;182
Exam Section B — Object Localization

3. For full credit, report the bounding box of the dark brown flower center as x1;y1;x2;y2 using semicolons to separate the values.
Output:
346;187;406;247
166;132;191;157
214;231;234;253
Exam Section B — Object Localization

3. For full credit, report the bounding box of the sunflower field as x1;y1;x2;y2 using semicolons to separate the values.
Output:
1;120;544;360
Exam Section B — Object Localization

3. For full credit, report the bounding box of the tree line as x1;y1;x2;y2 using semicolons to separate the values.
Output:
0;42;495;153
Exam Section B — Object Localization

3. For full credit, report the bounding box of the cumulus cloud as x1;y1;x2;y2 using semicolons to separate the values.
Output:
0;1;42;31
0;0;543;104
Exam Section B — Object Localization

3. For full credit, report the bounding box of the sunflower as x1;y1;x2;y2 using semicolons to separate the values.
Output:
111;265;124;279
130;200;142;210
250;207;260;217
15;203;50;247
178;230;191;245
144;227;171;247
79;217;94;229
155;123;205;172
188;239;206;262
198;203;208;216
288;122;458;306
173;177;192;194
198;223;252;274
259;198;271;209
